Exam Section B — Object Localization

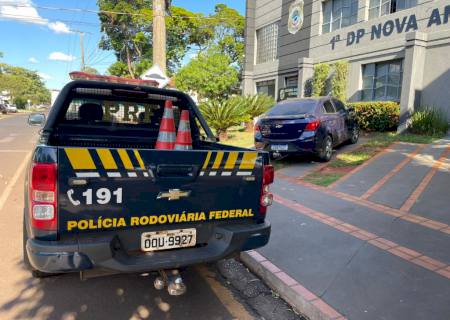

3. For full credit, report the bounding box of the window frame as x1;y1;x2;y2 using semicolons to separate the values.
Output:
322;0;359;34
361;60;403;101
368;0;417;20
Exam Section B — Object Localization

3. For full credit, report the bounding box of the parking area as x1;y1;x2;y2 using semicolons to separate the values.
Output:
245;135;450;320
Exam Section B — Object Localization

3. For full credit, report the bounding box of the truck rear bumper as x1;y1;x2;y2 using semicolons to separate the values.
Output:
26;221;271;274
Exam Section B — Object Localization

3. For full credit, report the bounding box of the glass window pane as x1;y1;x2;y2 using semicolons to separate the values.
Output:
377;63;388;76
362;89;373;101
363;76;374;89
256;22;279;64
369;7;379;19
363;64;375;76
375;86;386;99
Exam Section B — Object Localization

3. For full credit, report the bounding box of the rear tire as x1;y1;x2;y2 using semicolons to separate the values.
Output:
349;127;359;144
317;135;333;162
23;218;54;278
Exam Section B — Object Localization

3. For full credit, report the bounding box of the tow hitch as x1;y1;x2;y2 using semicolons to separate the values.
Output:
154;269;186;296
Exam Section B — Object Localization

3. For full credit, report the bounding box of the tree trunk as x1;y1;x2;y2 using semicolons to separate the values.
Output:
219;131;228;141
126;47;135;78
245;121;254;132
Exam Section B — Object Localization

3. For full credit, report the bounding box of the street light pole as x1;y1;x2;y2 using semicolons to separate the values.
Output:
153;0;166;74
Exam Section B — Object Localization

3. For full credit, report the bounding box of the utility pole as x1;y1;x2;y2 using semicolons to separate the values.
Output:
72;30;90;71
80;32;85;70
153;0;166;73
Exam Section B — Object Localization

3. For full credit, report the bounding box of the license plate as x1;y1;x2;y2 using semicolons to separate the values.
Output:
141;228;196;252
271;144;288;151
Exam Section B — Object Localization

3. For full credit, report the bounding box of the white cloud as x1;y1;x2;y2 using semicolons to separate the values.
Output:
48;21;71;34
38;72;52;80
0;0;72;34
48;52;76;62
28;57;39;64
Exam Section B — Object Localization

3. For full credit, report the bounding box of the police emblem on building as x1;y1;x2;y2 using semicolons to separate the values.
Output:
288;0;304;35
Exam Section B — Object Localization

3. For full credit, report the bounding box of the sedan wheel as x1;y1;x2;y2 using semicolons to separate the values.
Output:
318;136;333;162
350;127;359;144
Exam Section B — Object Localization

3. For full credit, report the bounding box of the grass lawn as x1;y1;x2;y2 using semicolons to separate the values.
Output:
302;131;442;187
219;127;254;148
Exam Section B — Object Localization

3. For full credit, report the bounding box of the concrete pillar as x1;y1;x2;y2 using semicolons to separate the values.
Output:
242;72;255;95
398;32;427;132
298;57;314;97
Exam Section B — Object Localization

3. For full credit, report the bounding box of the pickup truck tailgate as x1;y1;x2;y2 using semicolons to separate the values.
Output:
58;147;264;234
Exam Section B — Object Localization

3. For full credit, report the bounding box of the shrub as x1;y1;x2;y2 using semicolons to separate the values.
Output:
312;63;330;97
409;107;449;136
233;94;275;119
199;99;249;138
331;61;348;102
347;101;399;131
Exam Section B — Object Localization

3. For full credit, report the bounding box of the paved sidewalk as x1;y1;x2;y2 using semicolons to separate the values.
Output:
244;136;450;320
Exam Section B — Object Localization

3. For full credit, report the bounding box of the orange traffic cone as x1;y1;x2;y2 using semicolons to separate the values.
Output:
175;110;192;150
155;100;176;150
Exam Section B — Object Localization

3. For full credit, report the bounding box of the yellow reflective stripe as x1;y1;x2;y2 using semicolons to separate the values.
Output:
224;152;239;169
133;150;146;169
202;151;212;169
96;149;118;170
118;149;133;170
65;148;96;170
239;152;257;170
212;151;224;169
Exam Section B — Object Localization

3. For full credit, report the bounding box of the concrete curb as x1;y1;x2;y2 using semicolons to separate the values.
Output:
241;251;346;320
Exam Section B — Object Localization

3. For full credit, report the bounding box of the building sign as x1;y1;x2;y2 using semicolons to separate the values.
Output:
288;0;304;35
330;5;450;50
279;87;298;101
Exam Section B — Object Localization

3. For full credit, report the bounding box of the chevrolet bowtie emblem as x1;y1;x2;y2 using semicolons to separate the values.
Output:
157;189;191;201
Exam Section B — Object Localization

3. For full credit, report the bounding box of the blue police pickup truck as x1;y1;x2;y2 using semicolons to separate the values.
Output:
24;74;273;293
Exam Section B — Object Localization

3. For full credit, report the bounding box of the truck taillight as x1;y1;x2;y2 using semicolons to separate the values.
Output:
30;163;57;231
260;164;274;215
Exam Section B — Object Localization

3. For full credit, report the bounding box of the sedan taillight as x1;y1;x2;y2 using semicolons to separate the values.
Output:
29;162;57;231
304;120;320;131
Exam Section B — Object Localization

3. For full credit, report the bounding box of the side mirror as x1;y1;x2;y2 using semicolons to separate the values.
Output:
215;136;220;142
28;113;46;126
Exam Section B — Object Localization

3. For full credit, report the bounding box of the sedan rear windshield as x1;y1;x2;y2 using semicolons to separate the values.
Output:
265;100;317;117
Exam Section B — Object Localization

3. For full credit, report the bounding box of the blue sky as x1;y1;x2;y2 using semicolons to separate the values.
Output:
0;0;245;89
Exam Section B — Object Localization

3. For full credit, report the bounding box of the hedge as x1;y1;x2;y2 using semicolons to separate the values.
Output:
347;101;400;131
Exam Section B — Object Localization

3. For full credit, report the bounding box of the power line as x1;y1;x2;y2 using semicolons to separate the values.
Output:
0;2;243;21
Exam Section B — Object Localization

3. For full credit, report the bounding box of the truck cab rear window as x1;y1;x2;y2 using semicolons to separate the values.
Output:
64;98;180;128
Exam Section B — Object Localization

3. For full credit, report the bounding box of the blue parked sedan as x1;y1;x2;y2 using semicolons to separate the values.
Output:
254;97;359;162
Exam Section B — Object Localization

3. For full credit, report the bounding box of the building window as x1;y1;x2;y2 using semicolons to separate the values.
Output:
256;80;276;98
322;0;358;34
256;22;279;64
368;0;417;20
362;60;403;101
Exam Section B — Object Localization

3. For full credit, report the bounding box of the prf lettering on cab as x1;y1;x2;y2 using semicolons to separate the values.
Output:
66;209;254;232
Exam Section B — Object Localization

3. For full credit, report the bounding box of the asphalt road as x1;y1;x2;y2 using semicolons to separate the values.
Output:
0;114;254;320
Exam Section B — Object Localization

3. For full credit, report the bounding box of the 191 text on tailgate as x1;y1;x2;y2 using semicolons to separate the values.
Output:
23;73;273;295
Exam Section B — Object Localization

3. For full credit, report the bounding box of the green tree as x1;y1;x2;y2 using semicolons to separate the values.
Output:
81;66;100;75
312;63;330;97
175;48;239;101
97;2;244;78
97;0;207;77
331;60;348;102
0;63;50;107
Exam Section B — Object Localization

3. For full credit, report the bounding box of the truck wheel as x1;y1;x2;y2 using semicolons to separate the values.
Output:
23;219;53;278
